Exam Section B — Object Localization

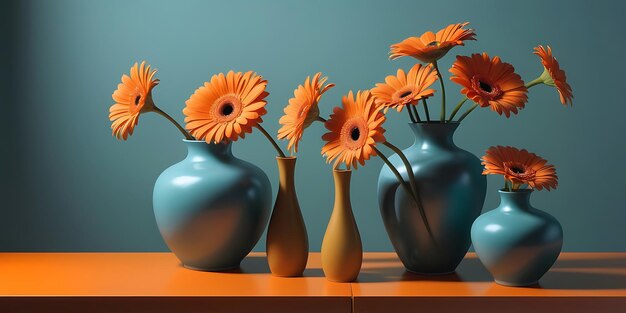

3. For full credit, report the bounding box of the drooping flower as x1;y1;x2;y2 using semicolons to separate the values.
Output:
482;146;558;191
371;63;438;112
183;71;268;143
321;90;386;169
278;73;335;153
450;53;528;117
109;61;159;140
534;45;573;106
389;22;476;63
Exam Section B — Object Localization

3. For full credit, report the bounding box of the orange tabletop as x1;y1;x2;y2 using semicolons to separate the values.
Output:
1;252;625;313
354;252;626;313
0;252;351;313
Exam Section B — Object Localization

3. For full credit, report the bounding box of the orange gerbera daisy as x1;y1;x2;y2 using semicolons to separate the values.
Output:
450;53;528;117
371;63;438;112
321;90;386;169
278;72;335;153
183;71;268;143
482;146;558;191
109;61;159;140
389;22;476;63
533;45;573;106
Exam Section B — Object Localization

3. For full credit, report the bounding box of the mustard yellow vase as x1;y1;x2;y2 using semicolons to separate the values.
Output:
266;157;309;277
321;169;362;282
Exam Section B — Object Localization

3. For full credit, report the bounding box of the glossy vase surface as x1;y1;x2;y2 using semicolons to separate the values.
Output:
266;157;309;277
471;190;563;286
321;170;362;282
378;122;487;274
153;140;272;271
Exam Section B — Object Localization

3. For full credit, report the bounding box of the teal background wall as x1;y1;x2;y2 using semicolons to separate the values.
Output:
1;0;624;252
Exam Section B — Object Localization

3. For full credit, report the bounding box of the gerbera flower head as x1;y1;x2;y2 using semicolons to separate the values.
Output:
534;45;573;106
389;22;476;63
450;53;528;117
278;72;335;153
183;70;268;143
109;61;159;140
371;63;438;112
321;90;386;170
482;146;558;191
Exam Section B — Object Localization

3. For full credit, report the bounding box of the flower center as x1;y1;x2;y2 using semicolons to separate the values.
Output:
471;76;503;100
350;127;360;141
221;103;234;116
504;162;537;182
427;41;440;47
341;117;368;150
479;81;492;93
212;94;243;123
134;95;141;106
399;91;413;99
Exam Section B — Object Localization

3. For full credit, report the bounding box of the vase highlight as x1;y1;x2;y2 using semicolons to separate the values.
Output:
321;170;362;282
378;122;486;274
471;189;563;286
266;157;309;277
153;140;272;271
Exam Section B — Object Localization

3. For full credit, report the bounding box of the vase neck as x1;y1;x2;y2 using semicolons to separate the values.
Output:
409;122;458;151
498;190;532;212
276;157;297;192
184;140;233;162
332;170;352;209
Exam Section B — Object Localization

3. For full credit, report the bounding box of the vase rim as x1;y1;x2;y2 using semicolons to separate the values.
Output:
407;121;460;125
498;189;533;194
332;169;352;173
276;156;297;160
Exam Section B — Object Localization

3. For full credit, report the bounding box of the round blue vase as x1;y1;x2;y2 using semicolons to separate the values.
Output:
153;140;272;271
378;122;486;274
471;189;563;286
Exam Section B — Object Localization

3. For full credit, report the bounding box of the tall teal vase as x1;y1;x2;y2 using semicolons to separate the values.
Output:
153;140;272;271
378;122;486;274
471;189;563;286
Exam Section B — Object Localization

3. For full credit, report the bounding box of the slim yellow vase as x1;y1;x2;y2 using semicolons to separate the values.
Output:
266;157;309;277
321;169;362;282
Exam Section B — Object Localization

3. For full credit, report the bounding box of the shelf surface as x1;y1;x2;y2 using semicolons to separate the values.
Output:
1;252;626;313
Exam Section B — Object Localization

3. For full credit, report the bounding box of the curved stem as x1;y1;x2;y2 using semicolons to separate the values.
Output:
152;106;194;140
456;103;479;123
406;106;417;123
316;116;328;123
411;105;421;122
255;124;286;157
525;76;544;88
373;146;415;201
448;98;468;122
383;141;437;246
432;61;446;122
422;98;431;122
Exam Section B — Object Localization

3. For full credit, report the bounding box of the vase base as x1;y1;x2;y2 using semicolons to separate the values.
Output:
495;279;539;287
183;263;241;272
405;269;456;276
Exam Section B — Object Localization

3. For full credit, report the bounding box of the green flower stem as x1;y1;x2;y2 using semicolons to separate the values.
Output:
422;98;431;122
456;103;479;123
448;98;468;122
316;116;328;123
525;76;544;88
432;60;446;122
255;124;286;157
407;106;417;123
379;142;437;246
152;106;194;140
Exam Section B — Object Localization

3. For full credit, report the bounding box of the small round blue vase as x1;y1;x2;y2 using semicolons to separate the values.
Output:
471;189;563;286
153;140;272;271
378;122;487;274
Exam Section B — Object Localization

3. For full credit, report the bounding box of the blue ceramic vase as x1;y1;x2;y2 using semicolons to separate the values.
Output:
378;122;486;274
471;189;563;286
153;140;272;271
